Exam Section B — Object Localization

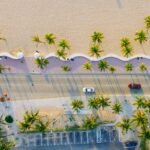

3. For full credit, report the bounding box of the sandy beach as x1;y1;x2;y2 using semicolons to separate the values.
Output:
0;0;150;57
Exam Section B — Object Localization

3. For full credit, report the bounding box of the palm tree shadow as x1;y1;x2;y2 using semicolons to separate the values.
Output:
44;74;50;83
122;100;133;118
145;71;150;82
69;73;81;97
48;74;62;97
66;75;81;98
114;74;125;96
91;72;103;94
129;89;144;97
116;0;123;8
26;73;34;86
85;93;96;100
106;73;117;96
143;73;150;92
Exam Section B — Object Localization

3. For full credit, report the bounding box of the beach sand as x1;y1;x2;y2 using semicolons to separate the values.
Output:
0;0;150;57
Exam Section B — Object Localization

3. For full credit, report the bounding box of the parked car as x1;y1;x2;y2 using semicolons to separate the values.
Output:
83;87;95;93
123;140;138;150
128;83;141;89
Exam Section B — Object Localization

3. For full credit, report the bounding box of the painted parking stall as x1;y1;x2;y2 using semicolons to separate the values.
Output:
19;125;119;148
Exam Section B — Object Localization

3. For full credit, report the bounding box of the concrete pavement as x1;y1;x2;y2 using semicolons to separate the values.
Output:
0;56;150;74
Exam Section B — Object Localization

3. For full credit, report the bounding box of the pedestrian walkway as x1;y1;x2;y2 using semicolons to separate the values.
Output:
0;56;150;74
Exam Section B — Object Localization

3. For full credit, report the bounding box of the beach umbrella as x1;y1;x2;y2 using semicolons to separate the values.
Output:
34;51;40;59
17;51;24;59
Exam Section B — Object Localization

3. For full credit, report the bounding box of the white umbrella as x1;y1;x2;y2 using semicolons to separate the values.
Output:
17;51;24;59
34;52;40;59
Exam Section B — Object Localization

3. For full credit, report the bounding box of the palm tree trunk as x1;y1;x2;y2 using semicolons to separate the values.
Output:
141;44;146;55
92;109;98;117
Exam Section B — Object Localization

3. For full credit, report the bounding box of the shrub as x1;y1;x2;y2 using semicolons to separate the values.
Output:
5;115;13;123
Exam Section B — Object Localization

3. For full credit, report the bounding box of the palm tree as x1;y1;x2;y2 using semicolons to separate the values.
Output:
24;110;39;124
117;117;132;133
133;96;146;109
125;63;133;72
134;30;148;44
132;110;148;129
0;36;6;41
139;129;150;150
82;115;97;129
32;35;42;47
0;139;15;150
144;16;150;31
34;119;50;132
98;95;110;110
0;64;5;73
71;99;84;112
35;57;49;69
111;102;122;114
19;110;39;132
88;96;100;110
83;62;92;71
58;39;70;50
109;66;116;74
45;33;56;45
144;99;150;113
56;49;67;60
120;38;131;48
139;63;147;72
91;31;104;44
61;65;71;72
98;60;109;72
19;121;31;132
122;46;133;58
89;44;103;58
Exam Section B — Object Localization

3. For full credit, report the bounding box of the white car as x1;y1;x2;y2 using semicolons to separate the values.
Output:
83;87;95;93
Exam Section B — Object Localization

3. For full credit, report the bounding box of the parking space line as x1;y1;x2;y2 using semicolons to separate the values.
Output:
66;132;69;145
86;131;89;144
73;132;75;144
19;126;120;147
60;132;62;145
53;133;56;145
80;132;82;144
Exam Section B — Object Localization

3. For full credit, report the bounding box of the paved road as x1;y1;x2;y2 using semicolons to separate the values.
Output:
0;73;150;100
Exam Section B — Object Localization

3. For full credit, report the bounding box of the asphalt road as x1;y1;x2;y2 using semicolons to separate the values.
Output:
0;73;150;100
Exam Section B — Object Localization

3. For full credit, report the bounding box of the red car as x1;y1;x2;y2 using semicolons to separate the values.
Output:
128;83;141;89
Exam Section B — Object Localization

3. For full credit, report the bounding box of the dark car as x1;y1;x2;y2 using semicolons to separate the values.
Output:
124;141;138;150
128;83;141;89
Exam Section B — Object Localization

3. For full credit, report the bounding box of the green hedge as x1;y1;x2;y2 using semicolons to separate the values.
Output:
5;115;13;123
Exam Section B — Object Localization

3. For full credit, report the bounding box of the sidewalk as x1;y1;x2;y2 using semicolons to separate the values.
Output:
0;56;149;74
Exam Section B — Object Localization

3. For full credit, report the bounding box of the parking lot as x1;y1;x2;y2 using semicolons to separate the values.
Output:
19;125;119;147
